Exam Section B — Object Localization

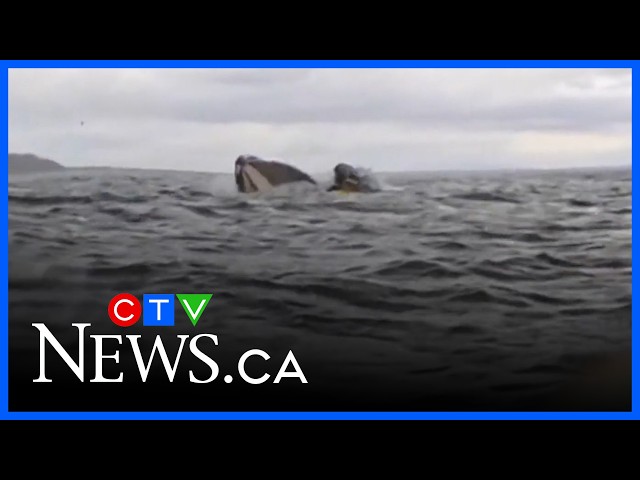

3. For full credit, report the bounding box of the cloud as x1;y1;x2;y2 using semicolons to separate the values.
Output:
8;67;632;172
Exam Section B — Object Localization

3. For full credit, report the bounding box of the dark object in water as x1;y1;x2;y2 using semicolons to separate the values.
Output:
327;163;381;193
235;154;317;193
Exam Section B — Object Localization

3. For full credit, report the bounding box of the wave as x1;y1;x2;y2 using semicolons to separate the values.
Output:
7;166;631;409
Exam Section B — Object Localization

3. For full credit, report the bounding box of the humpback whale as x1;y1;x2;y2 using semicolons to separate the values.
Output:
327;163;382;193
234;155;317;193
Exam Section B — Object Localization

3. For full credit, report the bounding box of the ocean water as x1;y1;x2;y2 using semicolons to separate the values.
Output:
8;166;632;411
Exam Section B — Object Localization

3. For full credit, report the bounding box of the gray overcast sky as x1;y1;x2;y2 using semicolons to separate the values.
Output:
8;68;632;173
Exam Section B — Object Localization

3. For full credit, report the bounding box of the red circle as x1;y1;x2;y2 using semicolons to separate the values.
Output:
108;293;141;327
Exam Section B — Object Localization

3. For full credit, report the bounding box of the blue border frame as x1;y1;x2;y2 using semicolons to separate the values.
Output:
1;60;635;420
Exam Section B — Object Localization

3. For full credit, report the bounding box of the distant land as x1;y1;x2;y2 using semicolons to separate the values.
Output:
9;153;65;174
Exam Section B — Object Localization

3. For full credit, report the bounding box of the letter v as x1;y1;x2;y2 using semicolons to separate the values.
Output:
176;294;212;326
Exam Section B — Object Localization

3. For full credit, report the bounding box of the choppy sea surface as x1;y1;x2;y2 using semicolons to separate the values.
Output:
8;166;632;411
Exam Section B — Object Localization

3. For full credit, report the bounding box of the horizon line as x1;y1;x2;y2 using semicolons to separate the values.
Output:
8;153;631;175
57;163;632;175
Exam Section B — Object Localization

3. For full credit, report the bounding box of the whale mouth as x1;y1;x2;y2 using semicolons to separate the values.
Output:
235;155;317;193
236;163;273;193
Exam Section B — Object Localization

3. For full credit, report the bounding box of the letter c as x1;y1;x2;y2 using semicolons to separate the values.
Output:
114;299;135;321
238;349;270;384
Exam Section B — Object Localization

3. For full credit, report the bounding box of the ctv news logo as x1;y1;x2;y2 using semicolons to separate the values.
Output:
108;293;212;327
30;292;308;385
